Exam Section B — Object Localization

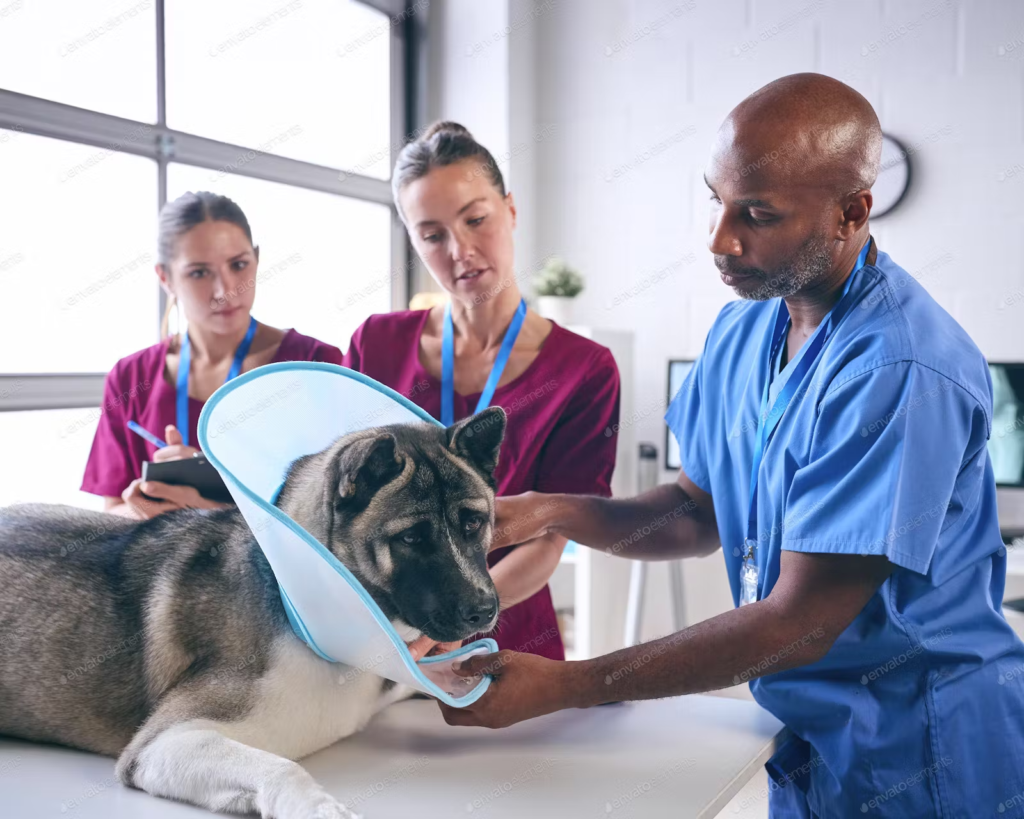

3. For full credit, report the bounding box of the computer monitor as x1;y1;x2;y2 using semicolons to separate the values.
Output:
990;363;1024;534
990;363;1024;486
665;359;695;470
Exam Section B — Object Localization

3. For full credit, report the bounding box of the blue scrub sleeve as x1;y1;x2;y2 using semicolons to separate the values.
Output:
781;361;986;575
665;353;711;494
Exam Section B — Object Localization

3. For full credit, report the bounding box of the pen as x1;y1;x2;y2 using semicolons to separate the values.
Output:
127;420;168;449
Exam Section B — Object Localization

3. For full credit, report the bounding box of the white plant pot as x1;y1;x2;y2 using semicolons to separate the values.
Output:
536;295;575;325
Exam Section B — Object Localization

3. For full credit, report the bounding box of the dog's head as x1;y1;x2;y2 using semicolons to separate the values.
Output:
278;406;506;644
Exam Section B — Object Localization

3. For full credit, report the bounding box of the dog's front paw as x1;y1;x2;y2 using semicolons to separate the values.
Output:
306;794;362;819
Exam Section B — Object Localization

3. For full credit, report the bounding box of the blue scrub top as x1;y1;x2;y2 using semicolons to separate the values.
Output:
666;240;1024;818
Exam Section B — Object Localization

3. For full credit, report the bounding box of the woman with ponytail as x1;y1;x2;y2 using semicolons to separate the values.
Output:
82;191;343;519
342;122;622;663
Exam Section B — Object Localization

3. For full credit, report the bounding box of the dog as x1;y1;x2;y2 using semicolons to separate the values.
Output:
0;407;506;818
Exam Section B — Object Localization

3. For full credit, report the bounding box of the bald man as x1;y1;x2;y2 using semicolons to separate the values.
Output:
437;74;1024;817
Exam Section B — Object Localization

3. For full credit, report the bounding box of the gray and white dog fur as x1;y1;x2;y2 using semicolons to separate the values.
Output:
0;407;507;819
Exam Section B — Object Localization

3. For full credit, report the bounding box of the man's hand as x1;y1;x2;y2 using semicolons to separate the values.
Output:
436;650;577;729
491;492;559;551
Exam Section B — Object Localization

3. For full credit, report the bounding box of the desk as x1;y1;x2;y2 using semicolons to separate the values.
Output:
0;695;784;819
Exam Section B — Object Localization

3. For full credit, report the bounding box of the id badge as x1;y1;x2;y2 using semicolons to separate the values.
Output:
739;539;759;606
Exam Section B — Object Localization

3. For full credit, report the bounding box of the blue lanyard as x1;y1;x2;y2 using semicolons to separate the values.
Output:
744;241;872;562
441;299;526;426
176;316;258;447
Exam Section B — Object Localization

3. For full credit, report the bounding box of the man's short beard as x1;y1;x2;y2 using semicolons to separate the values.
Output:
718;231;835;301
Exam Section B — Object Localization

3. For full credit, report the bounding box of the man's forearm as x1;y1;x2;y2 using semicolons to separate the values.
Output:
564;599;830;707
545;483;717;560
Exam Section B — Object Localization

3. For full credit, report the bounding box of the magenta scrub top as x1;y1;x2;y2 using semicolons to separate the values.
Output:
81;329;343;498
343;309;621;660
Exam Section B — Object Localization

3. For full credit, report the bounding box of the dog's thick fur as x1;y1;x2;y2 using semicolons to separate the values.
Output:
0;408;506;818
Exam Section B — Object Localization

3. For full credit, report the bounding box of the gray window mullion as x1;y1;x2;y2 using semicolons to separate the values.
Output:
0;374;106;412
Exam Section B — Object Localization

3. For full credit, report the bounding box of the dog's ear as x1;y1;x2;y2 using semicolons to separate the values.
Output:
447;406;507;485
330;433;405;507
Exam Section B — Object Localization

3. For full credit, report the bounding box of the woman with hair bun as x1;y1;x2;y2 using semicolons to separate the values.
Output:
343;121;622;662
82;191;343;519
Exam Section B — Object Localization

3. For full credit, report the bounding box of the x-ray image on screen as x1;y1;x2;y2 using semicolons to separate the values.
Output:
665;360;695;470
989;363;1024;488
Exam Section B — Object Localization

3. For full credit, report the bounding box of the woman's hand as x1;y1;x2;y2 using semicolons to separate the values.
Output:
120;478;231;520
491;491;560;551
406;636;464;662
152;425;202;462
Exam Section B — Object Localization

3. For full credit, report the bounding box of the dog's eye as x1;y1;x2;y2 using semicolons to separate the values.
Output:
400;531;421;545
462;515;484;535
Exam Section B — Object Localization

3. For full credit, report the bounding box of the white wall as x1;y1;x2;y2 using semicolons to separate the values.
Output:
428;0;1024;637
519;0;1024;635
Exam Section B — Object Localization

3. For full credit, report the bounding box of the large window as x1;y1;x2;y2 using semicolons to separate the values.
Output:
0;0;413;509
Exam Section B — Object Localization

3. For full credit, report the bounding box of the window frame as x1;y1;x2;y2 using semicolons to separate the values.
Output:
0;0;420;411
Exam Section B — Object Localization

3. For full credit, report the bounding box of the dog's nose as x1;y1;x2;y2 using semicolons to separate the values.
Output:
459;599;498;628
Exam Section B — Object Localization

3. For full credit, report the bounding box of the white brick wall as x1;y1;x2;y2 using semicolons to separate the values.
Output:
518;0;1024;630
426;0;1024;633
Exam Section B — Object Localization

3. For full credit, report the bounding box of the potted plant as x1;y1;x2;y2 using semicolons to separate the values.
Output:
533;256;584;325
